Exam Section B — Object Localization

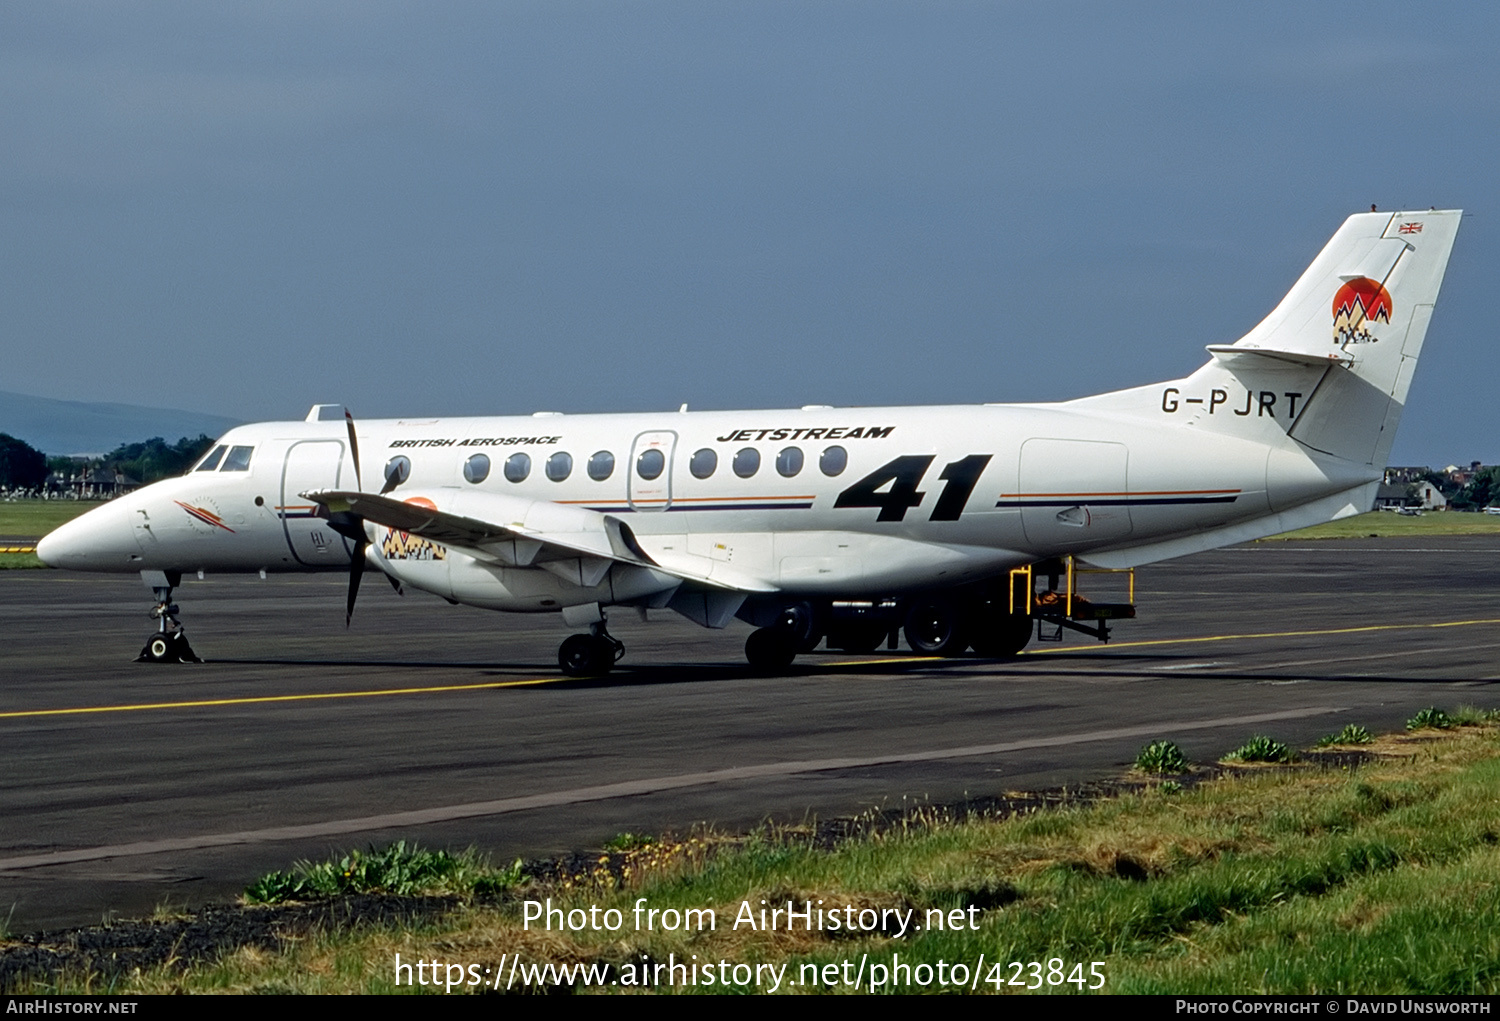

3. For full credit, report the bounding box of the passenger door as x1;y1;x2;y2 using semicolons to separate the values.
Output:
628;431;677;512
280;440;350;566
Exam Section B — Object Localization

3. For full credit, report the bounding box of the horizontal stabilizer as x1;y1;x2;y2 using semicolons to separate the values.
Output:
1205;345;1353;369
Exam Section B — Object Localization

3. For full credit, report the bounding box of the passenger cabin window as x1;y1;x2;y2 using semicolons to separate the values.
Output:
733;448;760;478
637;448;665;481
463;453;490;484
820;445;848;476
195;445;227;472
776;447;804;477
220;445;254;472
689;448;717;479
587;450;615;481
546;452;573;482
504;452;531;483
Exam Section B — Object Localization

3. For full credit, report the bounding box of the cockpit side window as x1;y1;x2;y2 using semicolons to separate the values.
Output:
220;445;254;472
195;445;227;472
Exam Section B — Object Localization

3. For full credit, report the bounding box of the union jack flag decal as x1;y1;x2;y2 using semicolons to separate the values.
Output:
1399;221;1423;234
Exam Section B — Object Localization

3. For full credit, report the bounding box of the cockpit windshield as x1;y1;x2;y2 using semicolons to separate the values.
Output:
194;445;227;472
220;445;254;472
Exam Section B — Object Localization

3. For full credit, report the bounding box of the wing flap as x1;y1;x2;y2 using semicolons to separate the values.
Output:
306;489;777;593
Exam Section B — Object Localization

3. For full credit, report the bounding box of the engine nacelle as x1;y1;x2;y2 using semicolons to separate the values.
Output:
365;488;680;612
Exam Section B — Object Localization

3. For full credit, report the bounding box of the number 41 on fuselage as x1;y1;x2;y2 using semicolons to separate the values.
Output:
37;208;1462;674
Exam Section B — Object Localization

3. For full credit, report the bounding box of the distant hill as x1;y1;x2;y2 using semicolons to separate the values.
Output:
0;390;241;456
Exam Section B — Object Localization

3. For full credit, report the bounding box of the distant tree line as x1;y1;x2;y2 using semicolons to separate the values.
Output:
1452;468;1500;511
0;434;47;489
0;433;217;489
1419;467;1500;511
93;435;218;483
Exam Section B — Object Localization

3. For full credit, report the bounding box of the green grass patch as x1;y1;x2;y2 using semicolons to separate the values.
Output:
245;842;517;903
1317;724;1373;747
1224;734;1295;763
1452;705;1500;726
1407;707;1453;731
0;500;103;538
0;552;45;570
16;725;1500;994
1266;510;1500;540
1134;740;1188;774
603;832;656;852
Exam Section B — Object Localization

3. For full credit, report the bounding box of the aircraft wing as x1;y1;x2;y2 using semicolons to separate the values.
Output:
305;489;777;593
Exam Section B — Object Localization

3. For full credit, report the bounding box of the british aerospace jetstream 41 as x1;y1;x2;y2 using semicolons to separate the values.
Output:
39;209;1462;674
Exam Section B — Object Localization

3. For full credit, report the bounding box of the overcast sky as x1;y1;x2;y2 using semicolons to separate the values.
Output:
2;1;1494;465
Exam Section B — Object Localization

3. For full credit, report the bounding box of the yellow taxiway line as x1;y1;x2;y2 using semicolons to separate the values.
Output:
6;616;1499;721
0;675;567;720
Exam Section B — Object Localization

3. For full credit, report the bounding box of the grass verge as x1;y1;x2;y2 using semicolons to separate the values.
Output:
1266;509;1500;540
0;500;102;568
6;721;1500;994
0;500;103;538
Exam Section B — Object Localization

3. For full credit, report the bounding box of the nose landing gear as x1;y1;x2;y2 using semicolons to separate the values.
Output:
136;571;201;664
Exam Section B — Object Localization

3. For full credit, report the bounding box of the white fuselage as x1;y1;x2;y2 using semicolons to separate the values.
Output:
37;399;1372;617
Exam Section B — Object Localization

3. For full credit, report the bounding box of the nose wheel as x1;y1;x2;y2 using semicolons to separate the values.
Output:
136;574;201;664
558;620;624;677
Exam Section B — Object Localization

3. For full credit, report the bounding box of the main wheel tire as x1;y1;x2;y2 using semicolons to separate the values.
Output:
745;627;797;673
826;621;887;654
589;635;619;672
146;634;172;662
559;634;611;677
904;600;969;657
968;610;1033;657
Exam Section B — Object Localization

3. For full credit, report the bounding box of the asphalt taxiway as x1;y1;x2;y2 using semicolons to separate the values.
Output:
4;535;1499;931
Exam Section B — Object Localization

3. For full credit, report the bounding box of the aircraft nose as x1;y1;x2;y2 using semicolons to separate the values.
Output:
36;501;141;569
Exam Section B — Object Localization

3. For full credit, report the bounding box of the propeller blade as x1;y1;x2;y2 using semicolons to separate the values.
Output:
386;572;404;596
344;409;363;491
346;540;367;627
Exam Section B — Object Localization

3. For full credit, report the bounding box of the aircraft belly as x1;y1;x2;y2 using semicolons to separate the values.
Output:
776;556;863;587
1117;499;1263;546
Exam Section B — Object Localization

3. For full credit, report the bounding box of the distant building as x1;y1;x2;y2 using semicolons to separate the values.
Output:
1415;481;1448;511
1374;483;1414;510
1384;466;1430;485
1374;479;1448;512
44;468;140;500
1442;461;1485;487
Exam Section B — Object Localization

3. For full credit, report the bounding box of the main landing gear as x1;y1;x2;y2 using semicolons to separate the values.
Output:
744;603;819;674
558;619;624;677
737;561;1137;672
136;570;200;664
744;626;798;673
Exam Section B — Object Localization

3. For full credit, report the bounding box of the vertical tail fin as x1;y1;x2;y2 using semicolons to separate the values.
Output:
1277;209;1459;465
1187;209;1460;465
